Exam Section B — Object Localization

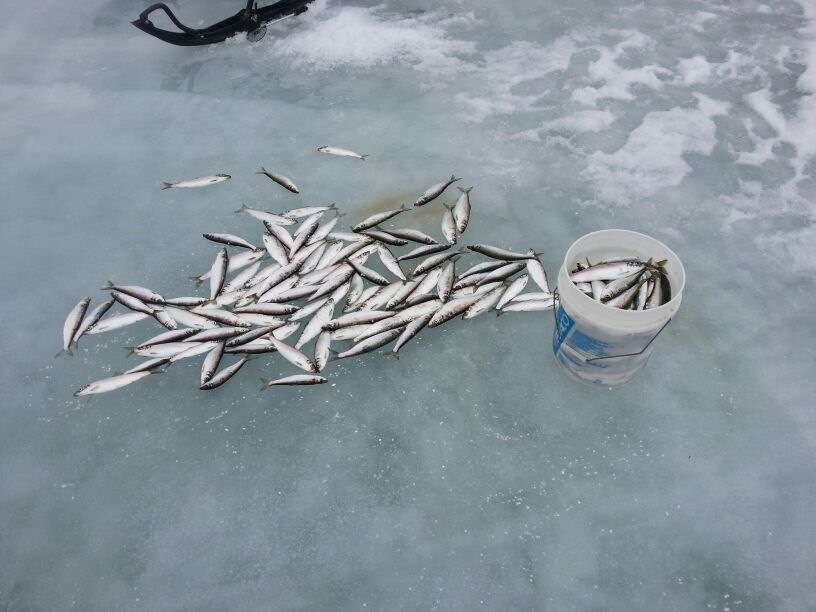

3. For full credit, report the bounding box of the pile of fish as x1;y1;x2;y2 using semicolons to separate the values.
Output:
569;257;670;310
62;167;555;397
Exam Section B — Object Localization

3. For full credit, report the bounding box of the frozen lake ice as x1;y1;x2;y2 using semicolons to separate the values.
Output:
2;0;815;609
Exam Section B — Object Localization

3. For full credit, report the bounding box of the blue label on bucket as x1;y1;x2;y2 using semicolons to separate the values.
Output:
552;305;574;353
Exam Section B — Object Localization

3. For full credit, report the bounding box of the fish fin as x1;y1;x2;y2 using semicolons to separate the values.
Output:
450;175;461;182
161;182;174;190
655;259;668;267
457;186;472;193
54;348;72;358
399;203;408;211
495;309;504;317
101;280;115;290
256;167;268;175
328;202;338;211
360;154;369;160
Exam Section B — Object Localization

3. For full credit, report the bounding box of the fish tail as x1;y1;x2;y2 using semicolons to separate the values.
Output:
188;275;204;288
383;352;399;360
399;203;408;211
124;346;136;357
161;182;174;190
259;378;270;391
256;167;268;175
495;309;505;317
360;155;369;160
54;348;72;358
450;175;461;182
235;203;249;214
100;280;115;290
457;186;472;194
328;202;338;211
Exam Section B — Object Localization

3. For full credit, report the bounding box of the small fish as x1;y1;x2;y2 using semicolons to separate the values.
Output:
526;252;550;293
268;337;317;372
203;233;256;250
285;204;337;218
636;279;650;310
233;303;299;316
164;296;210;307
162;307;218;329
452;186;472;233
262;233;290;267
200;358;249;390
569;260;643;283
314;332;333;372
393;312;435;353
496;275;529;310
208;248;229;300
122;358;170;375
599;269;646;301
347;259;389;286
72;298;115;347
192;249;265;285
263;221;295;251
191;307;251;328
591;280;605;301
221;262;262;294
86;312;150;335
346;273;366;308
235;203;296;226
428;295;481;327
317;146;368;160
299;243;328;276
411;250;461;276
414;175;461;207
152;309;178;330
384;227;438;245
111;291;154;316
397;243;450;262
467;244;536;261
226;325;280;348
74;371;152;396
644;274;663;309
296;299;336;349
357;281;403;311
186;327;247;343
605;279;645;309
377;245;406;281
200;342;226;385
289;214;322;258
60;297;91;355
308;215;341;245
441;204;458;245
263;375;327;386
328;231;370;243
331;325;371;340
336;328;403;358
408;268;442;300
457;260;505;280
359;229;408;246
276;322;304;341
324;310;395;331
256;167;299;193
309;266;355;301
162;174;230;190
134;341;203;359
290;240;326;266
352;205;409;232
136;328;198;350
352;315;411;342
499;298;555;313
327;239;374;267
511;292;554;302
224;341;276;354
103;282;166;304
462;285;505;320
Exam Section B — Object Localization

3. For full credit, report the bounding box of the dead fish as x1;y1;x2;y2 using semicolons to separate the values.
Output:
346;273;366;307
569;260;643;284
377;245;405;281
352;205;409;232
164;296;210;307
268;337;317;372
162;306;218;329
296;299;336;349
203;233;256;250
263;374;327;386
221;261;262;294
397;243;450;262
74;371;152;396
60;297;91;355
510;291;553;302
384;227;438;245
412;250;461;276
233;303;299;316
462;286;505;320
348;259;389;286
327;239;374;267
428;295;481;327
499;298;555;313
122;357;170;375
208;248;229;300
285;204;337;218
235;203;296;226
186;327;247;343
200;357;248;390
191;307;251;328
526;253;550;293
317;145;368;160
262;233;290;267
192;249;264;285
162;174;230;190
103;282;166;304
152;309;178;330
314;331;333;371
414;175;461;207
72;298;115;347
134;341;203;359
110;291;154;316
393;311;435;353
328;231;370;243
336;328;403;358
437;261;455;301
359;229;408;246
352;315;411;342
308;215;341;245
452;186;472;233
263;221;295;250
324;310;395;331
457;260;505;280
200;342;226;385
441;204;458;245
136;328;198;350
496;275;529;310
226;325;280;348
384;277;424;310
86;312;150;335
467;244;536;261
256;167;299;193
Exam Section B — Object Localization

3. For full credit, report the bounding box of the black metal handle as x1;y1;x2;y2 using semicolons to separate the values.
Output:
136;3;197;33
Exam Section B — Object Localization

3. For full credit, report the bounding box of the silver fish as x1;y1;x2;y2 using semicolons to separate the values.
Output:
164;296;210;307
61;297;91;354
499;298;555;312
253;261;303;297
352;316;411;342
636;279;649;310
72;298;115;346
224;341;276;354
410;267;442;300
169;341;219;363
162;174;230;190
393;311;435;353
110;291;154;316
233;303;299;316
359;229;408;246
317;145;368;160
428;294;481;327
437;261;455;301
384;227;438;245
600;269;646;301
526;253;550;293
346;273;365;307
74;371;152;396
235;203;296;226
268;337;317;372
262;233;290;267
208;248;229;300
136;328;198;350
264;374;328;386
200;342;226;385
328;231;370;243
467;244;536;261
257;167;299;193
569;260;643;283
605;279;646;309
296;299;336;349
221;261;262;294
191;307;251;328
324;310;395;331
327;239;374;266
457;260;505;280
290;213;323;257
200;357;248;390
286;204;337;218
226;325;280;348
462;286;505;320
441;204;458;245
150;308;177;330
314;331;332;372
644;275;663;309
86;312;150;334
397;243;449;262
336;328;402;358
309;265;354;300
394;299;443;320
376;245;406;281
352;205;409;232
104;282;166;304
122;357;170;375
452;186;472;233
346;285;381;312
298;242;328;276
290;297;330;322
291;240;327;267
414;175;461;207
308;215;341;245
591;280;605;301
331;324;371;340
357;281;403;311
186;327;246;343
511;292;554;302
135;341;204;358
385;277;424;309
496;275;529;310
273;322;301;341
347;259;389;286
412;250;460;276
263;221;295;250
203;233;256;250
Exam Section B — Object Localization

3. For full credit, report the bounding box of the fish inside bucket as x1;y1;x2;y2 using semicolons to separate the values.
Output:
552;229;685;387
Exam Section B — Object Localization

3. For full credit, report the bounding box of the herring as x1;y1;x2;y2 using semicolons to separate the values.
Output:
317;145;368;160
414;175;461;207
60;297;91;355
352;205;409;232
74;371;152;396
162;174;230;189
256;167;300;193
264;374;327;386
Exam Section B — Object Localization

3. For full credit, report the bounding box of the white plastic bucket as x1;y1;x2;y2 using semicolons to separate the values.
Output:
552;229;685;387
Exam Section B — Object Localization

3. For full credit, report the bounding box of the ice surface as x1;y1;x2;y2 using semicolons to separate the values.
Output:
2;0;816;610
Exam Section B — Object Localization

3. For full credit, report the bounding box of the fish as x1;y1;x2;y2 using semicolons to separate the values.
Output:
72;298;115;347
357;281;403;311
496;275;529;310
605;279;646;309
162;174;230;189
428;295;481;327
591;280;605;301
308;215;341;245
200;358;249;390
327;239;374;267
221;261;262;294
309;266;354;300
346;273;365;308
383;227;438;245
268;337;317;372
472;262;526;285
233;303;299;316
262;233;290;267
352;315;411;342
191;307;251;328
328;231;370;243
264;375;328;386
122;357;170;375
290;212;323;254
499;298;555;313
393;311;435;353
74;371;152;396
569;260;644;284
411;250;461;276
289;297;330;322
409;267;442;301
347;259;389;286
414;175;461;207
298;243;328;276
314;332;333;372
134;341;204;359
441;204;458;245
103;282;166;304
599;269;646;301
317;145;368;160
437;261;455;301
110;291;155;316
169;341;219;363
377;245;406;281
224;341;276;354
352;205;409;232
526;253;550;293
397;243;450;262
136;328;198;350
324;310;395;331
86;312;150;335
510;292;554;302
296;299;336;349
151;309;179;330
256;167;299;193
203;233;256;250
263;221;295;250
162;306;218;329
164;296;211;307
186;327;247;343
253;261;303;298
467;244;536;261
200;342;226;385
226;325;280;348
384;277;423;309
290;240;326;266
208;248;229;301
235;203;296;226
330;325;370;340
346;285;381;312
462;285;505;320
359;229;408;246
452;187;472;233
636;279;650;310
192;249;265;285
60;297;91;355
285;204;337;218
336;328;403;358
457;260;505;280
644;274;663;309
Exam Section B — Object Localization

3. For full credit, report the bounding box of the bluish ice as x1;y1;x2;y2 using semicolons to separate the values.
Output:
2;0;815;610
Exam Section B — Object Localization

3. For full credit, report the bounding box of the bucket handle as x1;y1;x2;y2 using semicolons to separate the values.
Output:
551;289;672;363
